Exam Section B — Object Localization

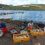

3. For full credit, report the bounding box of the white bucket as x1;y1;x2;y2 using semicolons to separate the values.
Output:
0;30;3;37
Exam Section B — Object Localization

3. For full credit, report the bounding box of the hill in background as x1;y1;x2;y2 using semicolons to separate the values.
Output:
0;4;45;10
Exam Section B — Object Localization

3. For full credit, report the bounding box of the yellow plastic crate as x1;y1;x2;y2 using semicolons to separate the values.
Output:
30;31;45;37
13;34;30;43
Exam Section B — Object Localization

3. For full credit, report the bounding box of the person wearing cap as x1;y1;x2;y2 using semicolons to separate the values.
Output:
27;21;33;31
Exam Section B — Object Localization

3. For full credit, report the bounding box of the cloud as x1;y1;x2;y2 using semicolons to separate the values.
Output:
0;0;12;5
9;0;31;5
38;0;45;4
0;0;45;6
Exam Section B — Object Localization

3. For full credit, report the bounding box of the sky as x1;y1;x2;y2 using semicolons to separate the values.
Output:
0;0;45;6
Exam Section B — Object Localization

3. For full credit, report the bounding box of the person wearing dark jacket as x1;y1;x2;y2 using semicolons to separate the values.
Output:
0;20;7;33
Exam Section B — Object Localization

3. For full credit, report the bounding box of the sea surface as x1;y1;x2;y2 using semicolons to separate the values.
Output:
0;10;45;23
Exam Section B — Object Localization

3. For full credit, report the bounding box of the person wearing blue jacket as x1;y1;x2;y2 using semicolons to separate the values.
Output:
0;20;6;28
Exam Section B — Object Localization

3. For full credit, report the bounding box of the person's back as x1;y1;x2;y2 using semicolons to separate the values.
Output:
0;22;6;28
0;20;6;28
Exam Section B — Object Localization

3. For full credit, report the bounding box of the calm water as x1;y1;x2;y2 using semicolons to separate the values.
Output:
0;10;45;22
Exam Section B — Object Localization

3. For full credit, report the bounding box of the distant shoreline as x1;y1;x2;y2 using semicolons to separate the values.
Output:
0;4;45;10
